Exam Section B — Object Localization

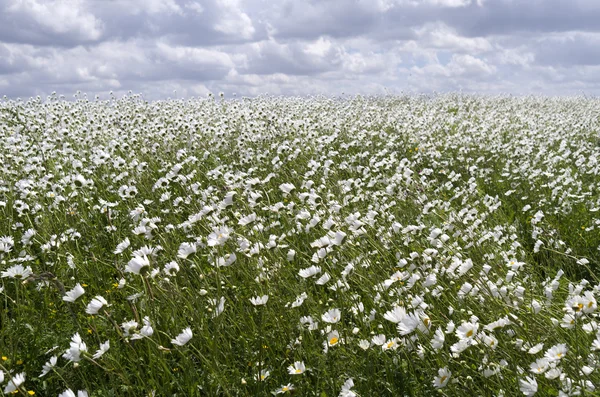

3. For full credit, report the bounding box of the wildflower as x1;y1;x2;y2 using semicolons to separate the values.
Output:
290;292;308;308
132;316;154;340
279;183;295;194
63;333;87;362
258;369;270;381
339;378;357;397
125;255;150;274
299;265;321;278
433;367;451;389
456;321;479;341
322;308;341;323
171;327;193;346
383;306;407;323
40;356;57;377
519;376;538;396
58;390;88;397
530;358;549;374
315;272;331;285
327;330;340;346
92;340;110;359
1;264;33;279
431;328;445;350
287;361;306;375
86;296;108;315
164;261;180;275
207;226;231;247
4;372;26;394
113;238;130;254
545;343;567;362
238;213;257;226
177;242;197;259
250;295;269;306
63;284;85;303
276;383;294;394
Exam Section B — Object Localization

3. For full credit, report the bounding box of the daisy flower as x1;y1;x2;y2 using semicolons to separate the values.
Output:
322;308;341;323
287;361;306;375
86;296;108;315
519;376;538;396
275;383;295;394
1;264;33;279
171;327;193;346
63;284;85;303
433;367;451;389
4;372;26;394
250;295;269;306
327;330;340;347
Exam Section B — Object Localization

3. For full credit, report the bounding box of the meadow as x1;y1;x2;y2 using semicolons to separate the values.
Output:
0;93;599;396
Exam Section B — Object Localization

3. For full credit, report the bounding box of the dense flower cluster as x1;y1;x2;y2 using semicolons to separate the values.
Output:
0;93;599;395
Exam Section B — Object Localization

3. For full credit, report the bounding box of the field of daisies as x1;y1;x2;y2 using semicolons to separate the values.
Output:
0;93;599;396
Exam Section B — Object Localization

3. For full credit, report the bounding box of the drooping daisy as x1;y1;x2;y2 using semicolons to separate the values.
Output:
250;295;269;306
299;265;321;278
177;242;197;259
383;306;407;323
63;284;85;303
279;183;295;195
171;327;193;346
125;254;150;275
339;378;357;397
519;376;538;396
4;372;26;394
40;356;58;377
315;272;331;285
63;333;87;362
86;296;108;315
92;340;110;359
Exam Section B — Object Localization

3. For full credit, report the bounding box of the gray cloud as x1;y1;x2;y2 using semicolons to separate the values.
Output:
0;0;599;99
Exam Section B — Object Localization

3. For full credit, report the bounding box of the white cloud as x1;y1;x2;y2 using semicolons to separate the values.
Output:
0;0;599;98
7;0;103;40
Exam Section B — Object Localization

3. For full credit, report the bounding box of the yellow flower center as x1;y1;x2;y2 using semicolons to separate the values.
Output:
440;376;447;383
295;369;302;373
329;337;339;345
466;330;473;338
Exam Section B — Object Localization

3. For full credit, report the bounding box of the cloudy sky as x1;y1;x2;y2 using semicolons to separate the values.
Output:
1;0;599;99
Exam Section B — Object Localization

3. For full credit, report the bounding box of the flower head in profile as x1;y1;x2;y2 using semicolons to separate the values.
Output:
63;332;88;362
250;295;269;306
125;254;150;275
4;372;26;394
171;327;193;346
86;296;108;315
92;340;110;359
519;376;538;396
63;284;85;303
1;264;33;280
339;378;357;397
